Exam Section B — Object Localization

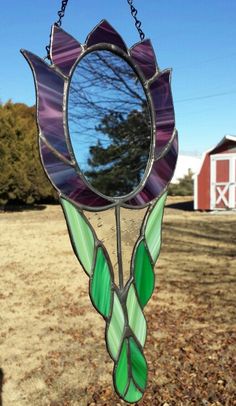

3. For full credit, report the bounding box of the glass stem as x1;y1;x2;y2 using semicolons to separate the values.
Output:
115;205;124;290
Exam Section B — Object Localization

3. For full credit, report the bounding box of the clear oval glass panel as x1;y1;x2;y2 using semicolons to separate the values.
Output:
68;50;152;198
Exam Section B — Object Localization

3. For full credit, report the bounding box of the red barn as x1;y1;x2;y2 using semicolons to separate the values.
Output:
194;135;236;210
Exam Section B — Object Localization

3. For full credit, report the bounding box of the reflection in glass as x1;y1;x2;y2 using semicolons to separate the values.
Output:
68;50;152;197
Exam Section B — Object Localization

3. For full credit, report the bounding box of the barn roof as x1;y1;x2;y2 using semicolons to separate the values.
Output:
213;134;236;150
195;135;236;178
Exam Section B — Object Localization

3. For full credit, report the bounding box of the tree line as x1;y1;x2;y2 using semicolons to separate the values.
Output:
0;100;193;207
0;101;56;207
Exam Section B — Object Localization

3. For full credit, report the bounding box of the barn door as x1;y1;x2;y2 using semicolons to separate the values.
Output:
211;155;236;210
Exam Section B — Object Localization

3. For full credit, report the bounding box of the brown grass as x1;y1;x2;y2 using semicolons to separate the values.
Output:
0;197;235;405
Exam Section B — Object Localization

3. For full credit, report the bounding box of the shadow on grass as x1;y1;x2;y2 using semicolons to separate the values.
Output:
166;199;194;211
1;200;59;213
0;369;3;406
1;204;47;212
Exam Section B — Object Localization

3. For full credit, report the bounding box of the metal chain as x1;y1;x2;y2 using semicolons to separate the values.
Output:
55;0;69;27
45;0;69;60
127;0;145;41
45;0;145;59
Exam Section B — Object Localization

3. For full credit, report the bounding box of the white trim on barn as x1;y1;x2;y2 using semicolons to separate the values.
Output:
194;172;198;210
210;153;236;210
193;135;236;210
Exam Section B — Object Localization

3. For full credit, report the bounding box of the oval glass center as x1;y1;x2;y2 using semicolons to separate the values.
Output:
68;50;152;198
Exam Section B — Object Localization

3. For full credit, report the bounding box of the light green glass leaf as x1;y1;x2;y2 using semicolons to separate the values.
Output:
124;380;143;403
145;191;167;263
134;240;155;308
61;198;95;275
126;285;146;347
107;293;125;360
90;247;112;318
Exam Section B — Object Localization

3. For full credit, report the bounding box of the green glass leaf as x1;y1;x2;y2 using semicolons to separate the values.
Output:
129;337;147;391
114;337;147;403
124;380;143;403
107;293;125;360
126;285;146;347
134;240;155;308
60;198;95;276
145;192;167;263
90;247;112;318
114;339;129;397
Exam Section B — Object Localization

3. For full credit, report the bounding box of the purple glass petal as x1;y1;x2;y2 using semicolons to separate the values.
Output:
51;25;82;76
40;140;111;209
130;40;157;80
126;132;178;207
22;51;70;160
150;70;175;157
86;20;127;51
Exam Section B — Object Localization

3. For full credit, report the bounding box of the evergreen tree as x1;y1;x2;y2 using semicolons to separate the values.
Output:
85;106;151;196
168;169;194;196
0;101;56;206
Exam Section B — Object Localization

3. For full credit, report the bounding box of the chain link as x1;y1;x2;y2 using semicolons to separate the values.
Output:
45;0;145;59
55;0;69;27
127;0;145;41
45;0;69;60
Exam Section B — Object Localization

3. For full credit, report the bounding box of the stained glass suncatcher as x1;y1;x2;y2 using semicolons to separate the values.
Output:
21;19;178;403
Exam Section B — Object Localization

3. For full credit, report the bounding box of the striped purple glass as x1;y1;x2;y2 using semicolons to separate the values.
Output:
126;132;178;206
51;25;82;76
22;20;178;209
150;70;175;157
40;140;112;209
23;51;70;160
86;20;127;52
130;40;157;80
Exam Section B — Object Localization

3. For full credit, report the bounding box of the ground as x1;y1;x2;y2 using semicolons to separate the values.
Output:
0;197;235;406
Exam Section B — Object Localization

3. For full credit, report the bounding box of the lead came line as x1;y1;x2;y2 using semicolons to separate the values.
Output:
115;205;124;290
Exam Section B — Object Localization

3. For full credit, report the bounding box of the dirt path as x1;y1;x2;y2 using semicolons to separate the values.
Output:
0;198;235;405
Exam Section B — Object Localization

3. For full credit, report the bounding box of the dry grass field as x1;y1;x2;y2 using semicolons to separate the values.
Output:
0;197;235;406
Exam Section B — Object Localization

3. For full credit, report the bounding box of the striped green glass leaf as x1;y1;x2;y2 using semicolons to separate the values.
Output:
129;337;147;391
124;380;143;403
126;285;146;347
145;192;167;263
107;293;125;360
61;198;95;276
114;337;147;403
114;339;129;397
90;247;112;318
134;240;155;308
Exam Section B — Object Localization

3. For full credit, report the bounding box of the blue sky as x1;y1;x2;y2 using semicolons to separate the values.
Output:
1;0;236;154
